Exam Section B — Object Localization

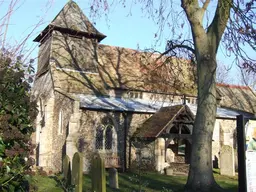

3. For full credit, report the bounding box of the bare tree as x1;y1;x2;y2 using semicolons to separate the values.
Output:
216;61;234;84
89;0;256;191
0;0;54;62
238;66;256;90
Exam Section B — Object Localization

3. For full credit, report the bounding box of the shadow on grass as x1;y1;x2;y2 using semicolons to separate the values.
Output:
83;172;186;192
32;170;238;192
83;171;237;192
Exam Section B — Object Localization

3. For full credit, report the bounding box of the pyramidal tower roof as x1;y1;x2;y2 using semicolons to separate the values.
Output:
34;0;106;42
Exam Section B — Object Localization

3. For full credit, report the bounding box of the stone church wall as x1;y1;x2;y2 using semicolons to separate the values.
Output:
126;113;153;169
76;110;125;172
212;119;237;169
69;110;152;172
32;71;55;171
51;91;74;172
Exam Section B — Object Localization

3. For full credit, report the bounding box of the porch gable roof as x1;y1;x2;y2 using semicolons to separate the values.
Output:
133;105;195;138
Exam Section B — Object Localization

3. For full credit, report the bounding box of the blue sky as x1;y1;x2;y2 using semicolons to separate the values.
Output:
1;0;166;56
1;0;253;83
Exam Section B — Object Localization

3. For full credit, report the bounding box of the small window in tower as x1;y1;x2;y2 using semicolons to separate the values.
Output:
58;109;63;135
41;104;47;128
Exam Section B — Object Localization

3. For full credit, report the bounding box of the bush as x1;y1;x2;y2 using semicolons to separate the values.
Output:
0;53;37;192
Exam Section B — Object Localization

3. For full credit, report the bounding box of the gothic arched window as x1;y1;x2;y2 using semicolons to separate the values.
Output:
105;126;113;150
95;118;116;152
95;126;104;150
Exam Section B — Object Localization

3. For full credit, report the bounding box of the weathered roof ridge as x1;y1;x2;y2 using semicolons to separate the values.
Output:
99;44;160;55
217;83;252;90
98;44;191;63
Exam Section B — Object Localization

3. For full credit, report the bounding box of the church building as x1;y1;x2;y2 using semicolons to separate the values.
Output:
32;1;256;173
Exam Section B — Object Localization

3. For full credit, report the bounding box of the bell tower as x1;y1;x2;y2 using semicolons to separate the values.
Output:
34;0;106;76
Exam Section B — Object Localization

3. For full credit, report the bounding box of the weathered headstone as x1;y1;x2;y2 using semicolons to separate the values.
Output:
91;153;106;192
220;145;235;176
63;155;71;187
72;152;83;192
164;167;173;176
108;168;119;189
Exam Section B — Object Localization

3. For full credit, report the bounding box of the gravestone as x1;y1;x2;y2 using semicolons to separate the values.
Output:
91;153;106;192
164;167;173;176
220;145;235;176
108;168;119;189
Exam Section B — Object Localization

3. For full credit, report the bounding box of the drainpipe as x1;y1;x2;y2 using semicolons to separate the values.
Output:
128;138;132;170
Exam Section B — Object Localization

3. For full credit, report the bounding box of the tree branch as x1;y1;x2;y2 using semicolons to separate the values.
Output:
201;0;210;18
202;0;210;11
164;40;195;56
181;0;206;38
207;0;233;49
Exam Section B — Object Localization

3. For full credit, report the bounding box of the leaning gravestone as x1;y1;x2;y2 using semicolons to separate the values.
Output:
220;145;235;176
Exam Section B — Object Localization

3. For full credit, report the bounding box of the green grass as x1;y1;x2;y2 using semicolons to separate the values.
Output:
32;170;238;192
30;175;63;192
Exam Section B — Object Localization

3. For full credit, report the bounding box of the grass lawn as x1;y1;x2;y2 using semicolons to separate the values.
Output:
32;170;238;192
31;175;63;192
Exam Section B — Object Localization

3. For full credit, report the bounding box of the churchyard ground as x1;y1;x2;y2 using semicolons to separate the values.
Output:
31;169;238;192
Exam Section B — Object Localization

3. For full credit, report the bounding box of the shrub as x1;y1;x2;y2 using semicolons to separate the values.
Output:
0;53;37;191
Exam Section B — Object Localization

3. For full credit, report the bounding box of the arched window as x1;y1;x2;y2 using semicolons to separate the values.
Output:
105;125;113;150
95;117;116;152
95;126;104;150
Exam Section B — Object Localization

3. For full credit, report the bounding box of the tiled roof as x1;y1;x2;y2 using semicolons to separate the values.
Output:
97;44;196;95
217;83;256;114
133;105;194;138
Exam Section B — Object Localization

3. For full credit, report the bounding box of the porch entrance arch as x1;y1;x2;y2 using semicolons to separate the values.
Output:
167;124;192;164
133;105;195;172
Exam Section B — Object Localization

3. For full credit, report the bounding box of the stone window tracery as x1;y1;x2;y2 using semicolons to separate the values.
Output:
95;118;116;152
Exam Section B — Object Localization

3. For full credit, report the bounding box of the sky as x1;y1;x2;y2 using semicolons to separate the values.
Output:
1;0;167;56
0;0;254;84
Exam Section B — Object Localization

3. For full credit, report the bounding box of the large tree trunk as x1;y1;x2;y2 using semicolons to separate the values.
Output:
181;1;232;191
185;52;223;192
